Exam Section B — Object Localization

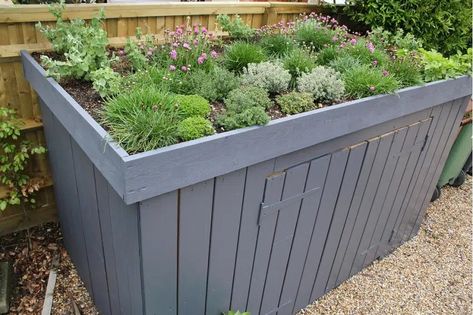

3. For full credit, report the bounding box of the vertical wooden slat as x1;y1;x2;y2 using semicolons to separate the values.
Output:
231;160;275;311
246;172;285;313
259;162;310;315
140;191;178;315
179;179;214;315
277;155;330;315
293;149;349;310
156;16;165;34
311;142;367;299
206;169;247;315
117;18;127;37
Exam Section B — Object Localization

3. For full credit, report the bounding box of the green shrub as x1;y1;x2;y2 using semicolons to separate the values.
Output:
240;61;291;94
369;27;423;52
175;95;211;118
276;92;317;115
385;57;423;88
101;87;181;153
283;49;317;88
37;2;111;81
342;39;390;67
295;20;335;52
125;38;148;71
177;117;215;141
260;34;294;57
90;67;122;98
223;42;266;73
343;65;400;98
217;107;270;131
317;46;339;66
346;0;472;55
224;86;272;112
418;48;472;82
217;14;255;41
297;66;345;102
329;55;362;73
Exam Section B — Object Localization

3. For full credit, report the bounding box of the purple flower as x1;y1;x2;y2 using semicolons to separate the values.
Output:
183;42;191;50
369;86;376;91
181;66;188;72
118;49;125;56
372;60;378;66
202;27;207;34
366;42;375;53
172;42;179;48
176;27;183;35
210;50;219;58
197;56;205;64
383;70;390;77
350;38;357;45
194;26;199;35
193;39;199;46
169;65;176;71
170;49;177;60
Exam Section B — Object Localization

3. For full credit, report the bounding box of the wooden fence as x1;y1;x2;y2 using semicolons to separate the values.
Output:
0;2;322;235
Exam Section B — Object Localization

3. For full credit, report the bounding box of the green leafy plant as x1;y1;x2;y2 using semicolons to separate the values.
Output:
385;56;423;88
418;48;472;82
295;19;336;52
276;92;318;115
175;94;211;118
177;117;215;141
37;1;112;81
101;87;181;153
317;46;339;66
346;0;472;55
369;27;423;52
343;64;400;98
125;38;149;71
283;48;317;88
217;106;269;131
240;61;291;94
297;66;345;102
328;55;362;73
224;86;272;112
90;67;122;98
259;34;294;57
0;108;46;211
223;41;266;73
217;14;254;41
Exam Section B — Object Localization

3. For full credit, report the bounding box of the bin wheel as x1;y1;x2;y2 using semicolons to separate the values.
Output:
431;185;441;202
451;170;466;187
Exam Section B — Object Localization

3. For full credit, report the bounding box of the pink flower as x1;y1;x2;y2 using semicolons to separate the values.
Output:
332;36;338;42
366;42;375;53
176;27;183;35
201;52;207;59
210;50;219;58
372;60;378;66
181;66;188;72
369;86;376;91
383;70;390;77
170;49;177;60
147;50;153;56
169;65;176;71
183;42;191;50
202;27;207;34
172;42;179;48
193;39;199;46
194;26;199;35
350;38;357;45
197;56;205;64
118;49;125;56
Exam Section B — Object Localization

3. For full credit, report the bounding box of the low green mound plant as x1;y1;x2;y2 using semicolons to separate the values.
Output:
260;34;294;57
101;87;181;153
90;67;122;98
283;48;317;88
224;86;272;112
217;14;254;41
295;20;335;52
276;92;317;115
177;117;215;141
328;55;362;74
343;65;400;98
175;95;211;118
240;61;291;94
217;107;269;131
297;66;345;102
317;46;338;66
223;41;266;73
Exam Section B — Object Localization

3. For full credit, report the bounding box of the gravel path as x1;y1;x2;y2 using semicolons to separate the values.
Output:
299;175;472;315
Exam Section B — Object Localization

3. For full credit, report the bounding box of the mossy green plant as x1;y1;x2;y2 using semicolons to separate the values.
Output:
177;117;215;141
223;41;266;73
276;92;317;115
175;94;211;118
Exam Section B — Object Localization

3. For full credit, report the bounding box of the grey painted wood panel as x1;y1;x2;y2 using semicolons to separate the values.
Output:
178;179;214;315
206;169;247;315
140;192;177;315
230;160;275;311
71;140;111;315
247;173;285;313
94;170;122;315
277;156;330;315
293;149;349;311
325;138;379;291
311;142;367;299
259;163;310;315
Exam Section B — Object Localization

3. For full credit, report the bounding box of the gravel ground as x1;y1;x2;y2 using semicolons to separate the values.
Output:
300;175;472;315
1;176;470;314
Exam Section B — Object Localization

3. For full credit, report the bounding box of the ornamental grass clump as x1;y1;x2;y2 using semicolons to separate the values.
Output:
386;57;423;88
240;61;291;94
297;66;345;102
223;42;266;73
283;48;317;88
295;19;336;52
177;117;215;141
276;92;317;115
175;95;211;118
260;34;295;57
101;87;181;153
343;65;400;98
328;55;362;74
341;39;390;68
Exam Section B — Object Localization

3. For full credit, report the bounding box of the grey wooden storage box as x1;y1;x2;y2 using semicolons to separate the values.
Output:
22;51;471;315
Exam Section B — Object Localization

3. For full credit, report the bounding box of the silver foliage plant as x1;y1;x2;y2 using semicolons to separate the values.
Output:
240;61;291;94
297;66;345;102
